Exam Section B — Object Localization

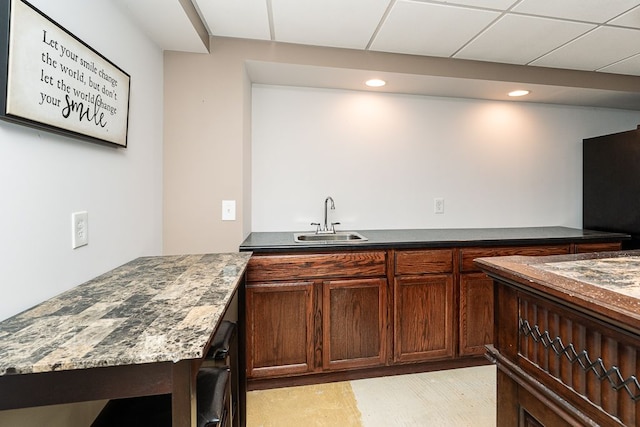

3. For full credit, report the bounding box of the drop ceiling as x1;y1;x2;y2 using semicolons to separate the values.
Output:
115;0;640;110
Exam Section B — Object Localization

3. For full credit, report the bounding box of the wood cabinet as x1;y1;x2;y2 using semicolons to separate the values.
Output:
458;245;572;356
393;249;454;363
479;251;638;427
245;251;387;380
323;278;386;370
459;272;494;356
572;241;624;253
245;239;624;385
458;242;622;357
496;369;574;427
246;281;314;378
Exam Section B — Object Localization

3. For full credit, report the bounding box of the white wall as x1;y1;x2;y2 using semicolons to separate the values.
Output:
0;1;163;320
0;0;163;425
252;85;640;232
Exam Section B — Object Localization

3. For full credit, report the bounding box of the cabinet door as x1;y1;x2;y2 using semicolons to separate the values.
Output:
394;275;454;362
246;281;314;378
459;273;494;356
323;278;387;370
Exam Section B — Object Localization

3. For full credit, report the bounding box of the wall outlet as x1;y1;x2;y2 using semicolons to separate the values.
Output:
222;200;236;221
72;211;88;249
434;198;445;214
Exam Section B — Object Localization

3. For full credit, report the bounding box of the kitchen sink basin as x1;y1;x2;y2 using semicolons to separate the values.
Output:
294;231;368;243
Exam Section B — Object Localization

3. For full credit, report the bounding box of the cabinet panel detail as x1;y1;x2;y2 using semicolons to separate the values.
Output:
520;317;640;403
394;275;454;362
395;249;453;275
247;251;386;282
459;273;494;356
246;281;314;378
323;278;386;370
518;295;640;426
522;409;545;427
460;245;571;273
573;242;622;254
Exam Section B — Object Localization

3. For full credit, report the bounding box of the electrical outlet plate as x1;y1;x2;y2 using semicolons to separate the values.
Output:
434;198;445;214
222;200;236;221
72;211;88;249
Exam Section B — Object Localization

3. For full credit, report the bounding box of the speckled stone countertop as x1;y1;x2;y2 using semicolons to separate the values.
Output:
475;250;640;329
539;256;640;299
240;226;629;252
0;253;251;376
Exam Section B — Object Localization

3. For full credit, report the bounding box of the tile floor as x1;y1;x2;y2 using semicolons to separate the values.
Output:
247;365;497;426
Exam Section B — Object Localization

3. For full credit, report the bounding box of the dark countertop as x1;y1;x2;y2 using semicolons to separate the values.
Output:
474;250;640;331
239;226;629;253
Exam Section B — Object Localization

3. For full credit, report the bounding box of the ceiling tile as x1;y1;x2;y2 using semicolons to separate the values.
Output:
531;26;640;71
456;14;594;65
610;5;640;28
194;0;270;40
270;0;391;49
429;0;519;9
513;0;640;23
599;53;640;76
371;1;501;57
115;0;208;52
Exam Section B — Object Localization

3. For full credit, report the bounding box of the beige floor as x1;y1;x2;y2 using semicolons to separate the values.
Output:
247;365;497;427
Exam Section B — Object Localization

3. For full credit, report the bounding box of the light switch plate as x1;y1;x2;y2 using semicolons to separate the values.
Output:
72;211;88;248
222;200;236;221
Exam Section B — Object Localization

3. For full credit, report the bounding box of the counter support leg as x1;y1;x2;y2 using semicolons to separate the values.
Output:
172;359;197;427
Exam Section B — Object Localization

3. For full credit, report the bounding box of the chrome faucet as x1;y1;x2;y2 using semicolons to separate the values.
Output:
311;196;340;234
324;196;335;232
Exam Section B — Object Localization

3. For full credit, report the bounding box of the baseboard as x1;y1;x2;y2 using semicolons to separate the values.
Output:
247;356;491;391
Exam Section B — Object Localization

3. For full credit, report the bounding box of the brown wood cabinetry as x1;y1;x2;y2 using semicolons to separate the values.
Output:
246;252;386;282
458;242;622;357
573;241;624;253
323;278;387;370
245;251;387;380
246;281;314;378
393;249;454;363
478;251;638;427
245;237;624;386
459;272;494;356
458;245;572;356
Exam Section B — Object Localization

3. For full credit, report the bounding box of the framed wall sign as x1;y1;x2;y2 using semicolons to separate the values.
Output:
0;0;130;147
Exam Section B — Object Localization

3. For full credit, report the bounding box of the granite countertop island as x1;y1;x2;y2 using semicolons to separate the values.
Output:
0;252;252;376
475;249;640;329
475;250;640;426
240;226;629;252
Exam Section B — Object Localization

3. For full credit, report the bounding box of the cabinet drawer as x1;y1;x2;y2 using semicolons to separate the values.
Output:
573;242;622;253
247;251;386;282
460;245;571;273
395;249;453;275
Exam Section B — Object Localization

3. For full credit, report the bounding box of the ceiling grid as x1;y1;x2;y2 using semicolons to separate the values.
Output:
116;0;640;109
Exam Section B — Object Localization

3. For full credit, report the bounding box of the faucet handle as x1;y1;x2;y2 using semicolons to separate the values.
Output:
310;222;321;233
331;222;340;233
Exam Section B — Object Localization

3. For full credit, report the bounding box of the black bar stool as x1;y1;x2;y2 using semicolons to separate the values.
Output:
203;321;237;427
203;320;236;367
92;320;237;427
197;367;231;427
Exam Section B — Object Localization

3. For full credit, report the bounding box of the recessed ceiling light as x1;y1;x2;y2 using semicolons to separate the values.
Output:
508;90;530;97
366;79;386;87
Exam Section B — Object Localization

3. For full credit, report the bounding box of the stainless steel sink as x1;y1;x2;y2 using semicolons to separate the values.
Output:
294;231;368;243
